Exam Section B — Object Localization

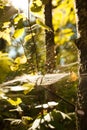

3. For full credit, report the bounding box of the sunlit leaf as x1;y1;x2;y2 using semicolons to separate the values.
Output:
36;19;52;31
10;55;27;71
30;0;42;12
0;29;11;45
69;11;76;23
24;33;35;42
62;28;73;34
15;55;27;64
23;83;35;95
10;64;19;71
13;28;25;39
13;14;25;24
7;98;22;106
2;22;10;28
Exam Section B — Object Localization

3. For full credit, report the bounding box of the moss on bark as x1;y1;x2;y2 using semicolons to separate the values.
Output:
75;0;87;129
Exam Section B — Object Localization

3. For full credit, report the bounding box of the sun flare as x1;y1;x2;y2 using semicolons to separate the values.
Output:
10;0;28;17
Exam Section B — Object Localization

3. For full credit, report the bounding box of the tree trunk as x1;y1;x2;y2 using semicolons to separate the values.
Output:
44;0;56;101
44;0;55;73
75;0;87;130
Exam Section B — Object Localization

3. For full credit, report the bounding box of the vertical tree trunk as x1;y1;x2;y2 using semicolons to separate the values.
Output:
44;0;56;101
44;0;55;73
75;0;87;130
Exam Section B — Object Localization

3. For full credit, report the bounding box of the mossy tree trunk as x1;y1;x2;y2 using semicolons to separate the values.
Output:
75;0;87;130
44;0;55;73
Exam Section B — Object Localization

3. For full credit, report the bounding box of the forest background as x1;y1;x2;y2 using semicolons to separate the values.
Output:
0;0;79;130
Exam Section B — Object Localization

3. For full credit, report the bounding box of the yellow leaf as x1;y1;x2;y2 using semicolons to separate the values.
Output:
14;14;25;24
2;33;11;45
7;98;22;106
10;64;19;71
22;83;35;95
62;28;73;34
0;29;11;45
13;28;25;39
2;22;10;28
24;33;35;42
15;55;27;64
36;19;52;31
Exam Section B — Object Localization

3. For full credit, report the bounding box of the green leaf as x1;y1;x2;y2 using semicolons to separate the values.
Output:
22;116;33;125
0;52;13;82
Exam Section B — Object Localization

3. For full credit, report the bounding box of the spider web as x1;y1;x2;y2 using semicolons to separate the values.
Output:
0;73;70;87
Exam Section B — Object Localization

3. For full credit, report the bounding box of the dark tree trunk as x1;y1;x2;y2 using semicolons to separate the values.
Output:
44;0;56;101
44;0;55;73
75;0;87;130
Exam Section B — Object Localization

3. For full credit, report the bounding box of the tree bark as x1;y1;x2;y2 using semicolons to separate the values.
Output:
75;0;87;130
44;0;55;73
